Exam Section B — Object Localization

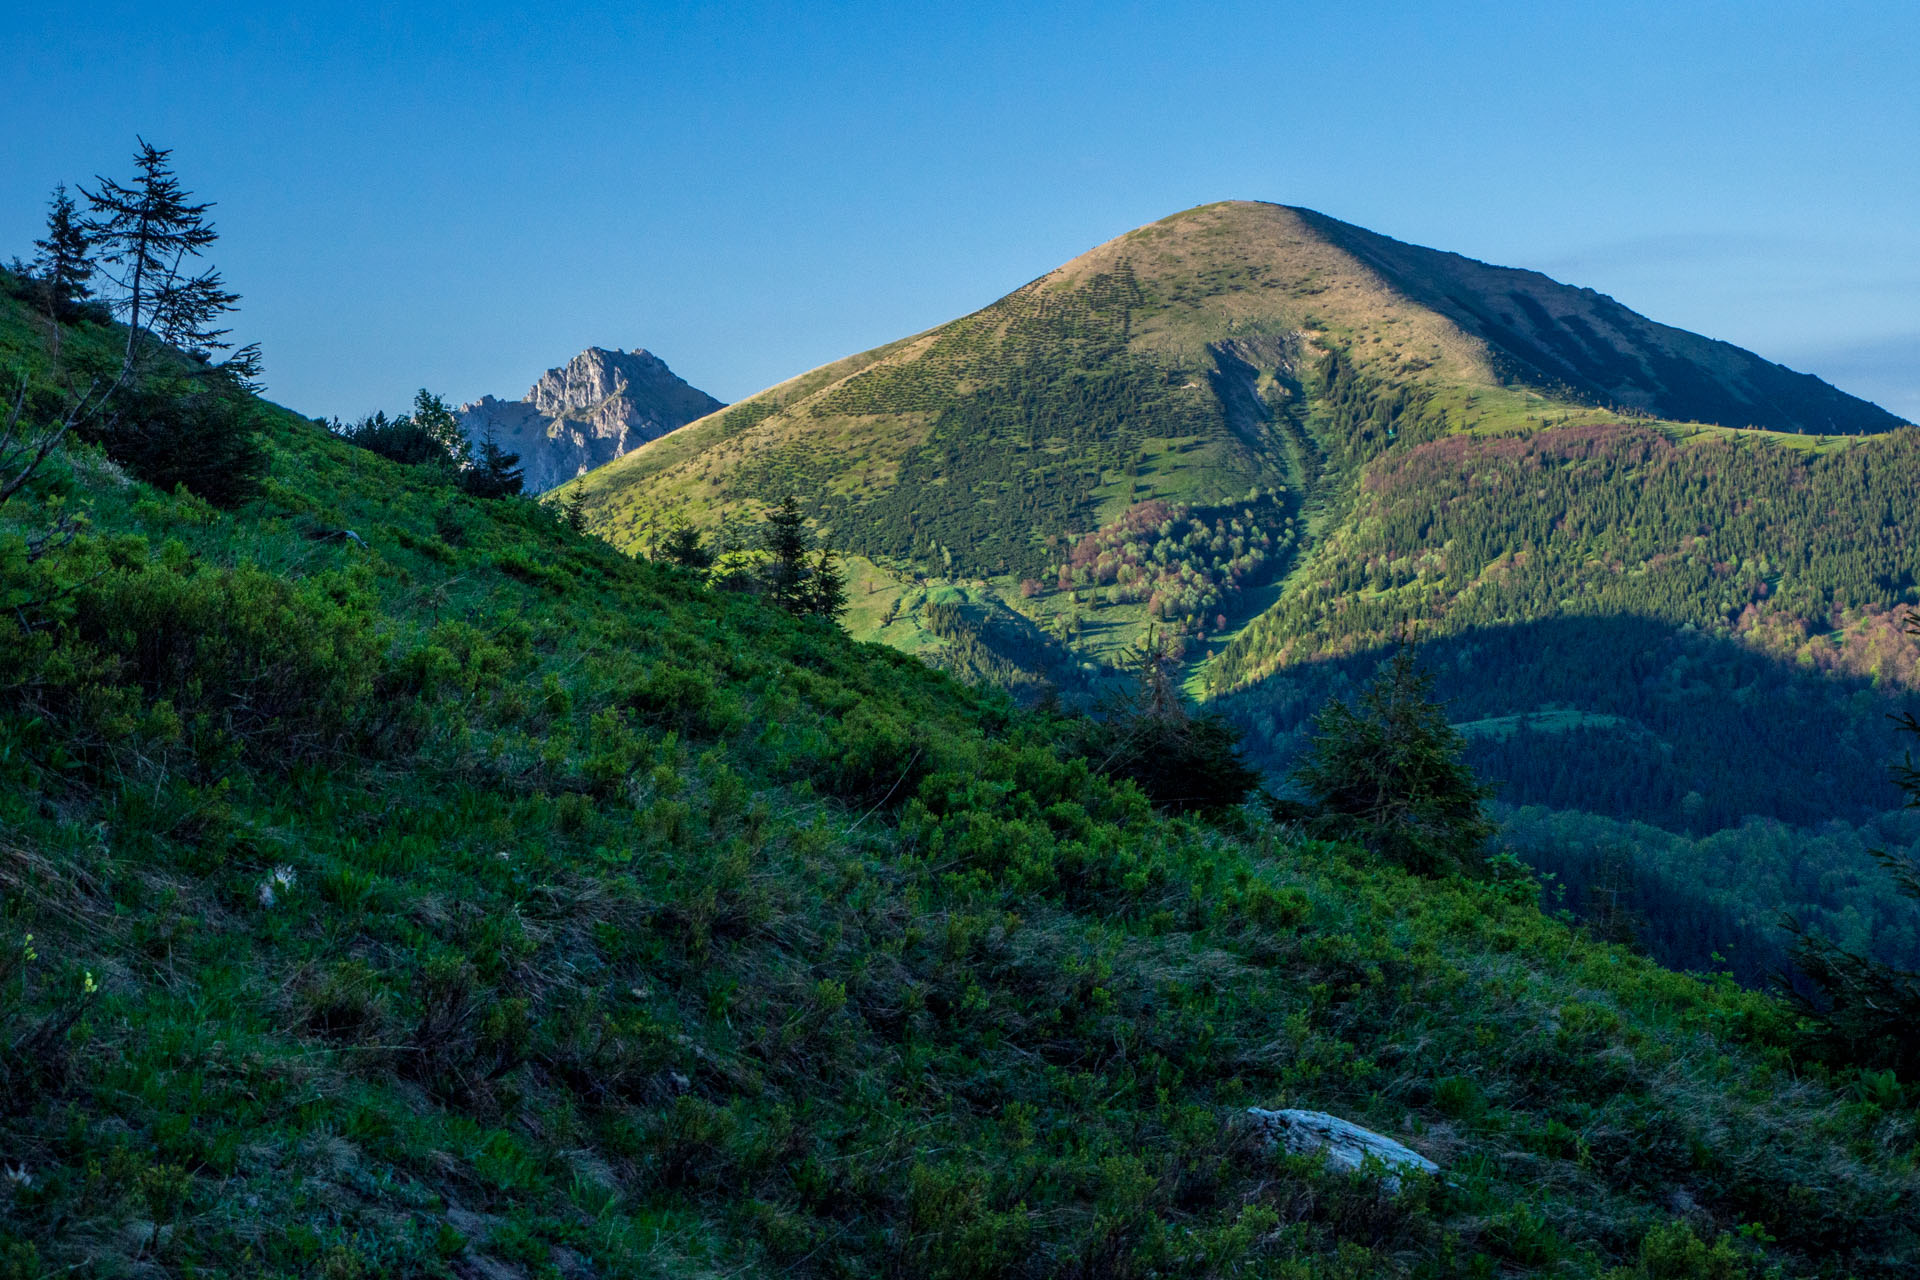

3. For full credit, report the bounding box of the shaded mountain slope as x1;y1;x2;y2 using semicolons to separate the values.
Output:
1295;208;1908;434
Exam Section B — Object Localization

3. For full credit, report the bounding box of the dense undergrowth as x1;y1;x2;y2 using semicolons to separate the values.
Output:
0;302;1917;1277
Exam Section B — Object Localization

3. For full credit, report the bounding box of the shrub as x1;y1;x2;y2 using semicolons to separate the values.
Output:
1;547;385;766
1292;645;1493;876
332;410;450;467
92;374;268;506
1073;638;1261;813
301;960;388;1044
625;662;743;738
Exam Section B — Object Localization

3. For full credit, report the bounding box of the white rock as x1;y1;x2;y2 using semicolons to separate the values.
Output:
1248;1108;1439;1191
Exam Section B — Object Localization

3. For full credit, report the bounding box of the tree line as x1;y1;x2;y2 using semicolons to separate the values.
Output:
327;389;527;500
653;494;846;620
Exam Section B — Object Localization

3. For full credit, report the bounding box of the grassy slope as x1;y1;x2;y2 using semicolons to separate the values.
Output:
552;205;1920;986
564;202;1904;695
0;295;1916;1278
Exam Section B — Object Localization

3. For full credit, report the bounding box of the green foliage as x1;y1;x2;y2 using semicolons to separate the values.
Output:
1218;424;1920;829
27;186;93;332
755;495;848;620
406;388;467;462
759;494;809;608
333;389;471;473
1624;1219;1768;1280
461;425;524;499
1292;646;1495;876
1500;803;1920;982
1071;635;1262;813
818;266;1246;580
90;368;268;505
1056;495;1294;640
562;486;588;534
0;532;384;763
332;407;446;465
0;265;1914;1278
807;546;847;620
658;516;713;569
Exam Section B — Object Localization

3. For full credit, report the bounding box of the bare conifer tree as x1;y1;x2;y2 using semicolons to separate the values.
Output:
81;138;247;379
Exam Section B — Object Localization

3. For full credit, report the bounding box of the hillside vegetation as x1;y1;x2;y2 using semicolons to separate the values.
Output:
568;201;1920;984
3;279;1918;1276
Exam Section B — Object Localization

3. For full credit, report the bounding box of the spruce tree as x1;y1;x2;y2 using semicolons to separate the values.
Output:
807;547;848;619
81;139;234;372
760;496;811;610
563;488;589;535
74;140;267;503
29;186;93;357
1292;645;1494;876
461;422;524;499
1081;629;1262;813
660;519;714;570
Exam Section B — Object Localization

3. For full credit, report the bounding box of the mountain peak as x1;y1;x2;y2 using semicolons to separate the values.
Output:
1164;202;1904;432
460;347;723;493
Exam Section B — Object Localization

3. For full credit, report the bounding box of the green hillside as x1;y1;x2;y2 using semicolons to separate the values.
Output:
568;200;1910;704
4;270;1918;1274
569;201;1920;981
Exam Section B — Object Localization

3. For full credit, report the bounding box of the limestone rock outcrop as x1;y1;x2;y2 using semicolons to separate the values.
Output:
459;348;722;494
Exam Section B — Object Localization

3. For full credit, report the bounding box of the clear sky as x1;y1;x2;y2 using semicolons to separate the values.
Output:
6;1;1917;422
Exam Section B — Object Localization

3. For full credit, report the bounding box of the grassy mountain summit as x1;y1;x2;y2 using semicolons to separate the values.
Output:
1288;207;1906;434
574;201;1898;574
3;264;1919;1277
570;202;1903;675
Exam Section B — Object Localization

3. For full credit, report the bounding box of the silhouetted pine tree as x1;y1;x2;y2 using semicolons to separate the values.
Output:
82;139;241;371
29;186;93;356
72;139;267;503
1082;629;1262;813
660;519;714;570
461;424;524;499
807;548;848;620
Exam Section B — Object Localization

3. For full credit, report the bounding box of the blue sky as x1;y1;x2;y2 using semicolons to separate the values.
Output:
6;1;1917;422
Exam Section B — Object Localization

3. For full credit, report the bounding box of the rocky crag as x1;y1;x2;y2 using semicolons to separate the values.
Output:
459;347;723;493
